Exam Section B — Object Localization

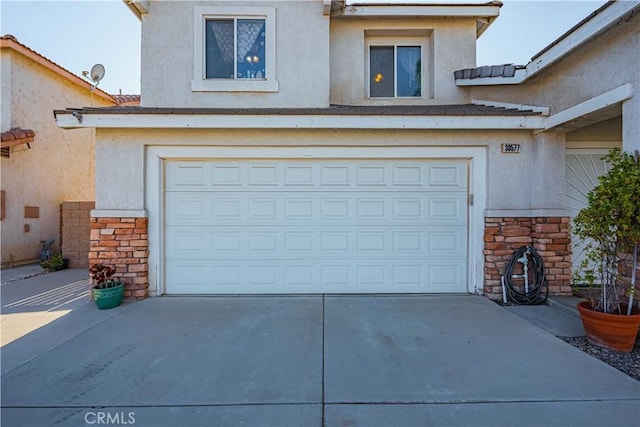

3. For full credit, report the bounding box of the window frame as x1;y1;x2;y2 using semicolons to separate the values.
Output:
365;36;429;100
192;6;278;93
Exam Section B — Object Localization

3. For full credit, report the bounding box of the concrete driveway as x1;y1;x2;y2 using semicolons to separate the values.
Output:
1;270;638;426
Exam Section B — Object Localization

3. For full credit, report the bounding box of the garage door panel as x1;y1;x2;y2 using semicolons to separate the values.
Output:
427;196;466;223
212;199;243;219
427;229;465;255
392;164;423;186
168;263;209;292
248;232;278;252
212;232;241;252
428;262;466;292
167;160;468;191
165;195;211;223
166;226;466;259
165;159;468;294
166;162;211;188
166;192;466;226
212;164;242;186
173;232;209;254
166;259;466;294
428;163;467;188
248;199;280;219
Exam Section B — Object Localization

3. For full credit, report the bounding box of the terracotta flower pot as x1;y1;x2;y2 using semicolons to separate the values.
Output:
577;300;640;353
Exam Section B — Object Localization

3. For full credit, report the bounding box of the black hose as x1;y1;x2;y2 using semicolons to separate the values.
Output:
504;246;548;305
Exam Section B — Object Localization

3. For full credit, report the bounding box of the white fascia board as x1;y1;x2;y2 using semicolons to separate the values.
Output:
456;2;638;87
527;1;637;76
55;113;545;130
473;99;550;115
544;84;633;130
339;4;500;18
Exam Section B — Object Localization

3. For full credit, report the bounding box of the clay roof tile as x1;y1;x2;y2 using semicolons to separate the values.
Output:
1;127;36;148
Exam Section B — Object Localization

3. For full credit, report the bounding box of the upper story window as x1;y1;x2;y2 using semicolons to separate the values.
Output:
193;7;278;92
370;45;421;98
365;34;432;101
206;18;266;80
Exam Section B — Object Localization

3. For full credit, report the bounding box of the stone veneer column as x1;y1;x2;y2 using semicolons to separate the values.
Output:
89;217;149;299
483;217;572;300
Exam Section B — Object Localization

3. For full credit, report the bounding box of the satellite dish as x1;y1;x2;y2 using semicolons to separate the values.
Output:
89;64;105;83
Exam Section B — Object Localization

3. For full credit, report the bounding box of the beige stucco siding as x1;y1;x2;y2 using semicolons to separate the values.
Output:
472;13;639;113
95;127;565;214
330;18;475;105
95;141;145;211
1;49;111;264
1;51;12;132
470;11;638;151
140;0;330;108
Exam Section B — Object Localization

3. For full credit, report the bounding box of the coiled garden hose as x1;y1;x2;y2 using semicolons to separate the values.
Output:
503;246;549;305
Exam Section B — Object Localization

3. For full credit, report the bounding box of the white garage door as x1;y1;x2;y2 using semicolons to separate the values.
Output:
164;159;468;294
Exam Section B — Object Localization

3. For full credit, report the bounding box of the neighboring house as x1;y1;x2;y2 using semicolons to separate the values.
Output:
54;1;639;299
0;35;138;268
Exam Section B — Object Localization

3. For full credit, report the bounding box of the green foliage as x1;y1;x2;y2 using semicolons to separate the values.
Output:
572;149;640;313
40;253;66;272
573;149;640;252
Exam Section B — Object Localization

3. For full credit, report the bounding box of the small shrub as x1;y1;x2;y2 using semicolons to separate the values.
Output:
40;253;65;272
573;148;640;314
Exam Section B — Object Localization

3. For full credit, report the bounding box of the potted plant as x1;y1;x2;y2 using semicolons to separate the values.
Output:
572;148;640;353
89;263;124;310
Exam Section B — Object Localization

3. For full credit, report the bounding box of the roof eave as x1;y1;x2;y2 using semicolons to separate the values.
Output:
455;0;640;86
332;2;501;20
54;112;545;131
0;37;116;104
122;0;149;20
476;13;498;38
332;2;501;38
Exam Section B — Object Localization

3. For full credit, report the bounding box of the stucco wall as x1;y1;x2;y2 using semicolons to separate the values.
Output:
0;49;112;265
470;11;638;151
140;0;330;108
472;12;639;113
0;51;11;132
94;127;565;214
330;17;475;105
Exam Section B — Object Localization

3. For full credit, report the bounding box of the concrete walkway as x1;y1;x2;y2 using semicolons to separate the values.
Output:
1;269;638;426
506;298;586;337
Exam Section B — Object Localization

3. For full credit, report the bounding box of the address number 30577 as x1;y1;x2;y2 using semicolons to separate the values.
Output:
501;144;521;153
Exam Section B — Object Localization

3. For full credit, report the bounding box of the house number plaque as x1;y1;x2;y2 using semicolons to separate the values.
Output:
501;144;521;153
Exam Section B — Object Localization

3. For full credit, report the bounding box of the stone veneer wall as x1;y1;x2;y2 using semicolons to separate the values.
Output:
89;217;149;299
61;201;94;268
483;217;572;300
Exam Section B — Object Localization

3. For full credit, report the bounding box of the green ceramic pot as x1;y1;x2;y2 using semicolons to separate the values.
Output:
92;281;124;310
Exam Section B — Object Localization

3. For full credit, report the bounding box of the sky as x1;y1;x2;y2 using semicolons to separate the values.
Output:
0;0;611;95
